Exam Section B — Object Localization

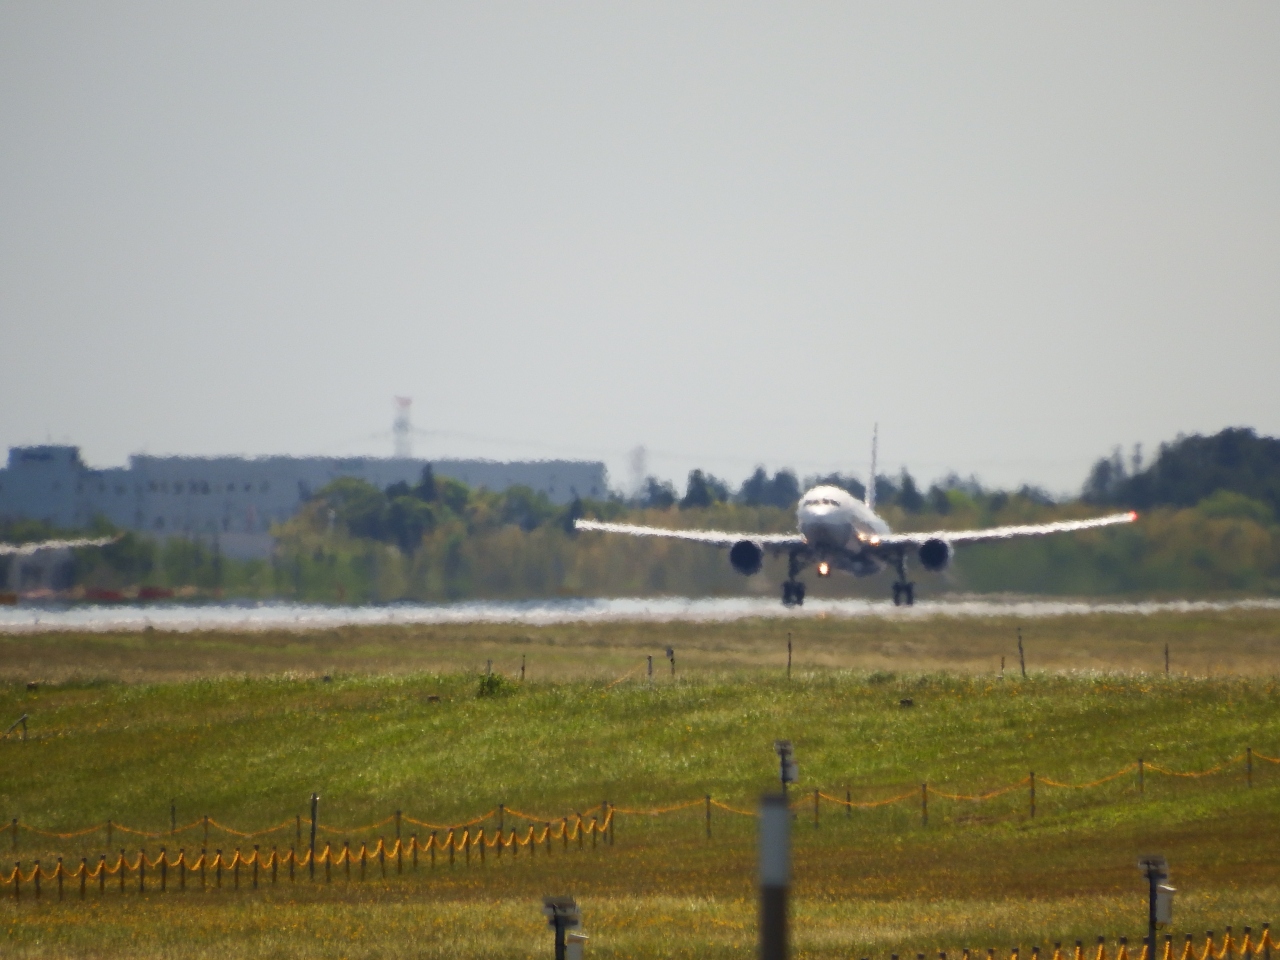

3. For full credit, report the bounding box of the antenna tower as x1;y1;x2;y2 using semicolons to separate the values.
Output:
393;397;412;459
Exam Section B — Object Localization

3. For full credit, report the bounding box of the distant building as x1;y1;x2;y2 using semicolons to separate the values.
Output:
0;446;608;558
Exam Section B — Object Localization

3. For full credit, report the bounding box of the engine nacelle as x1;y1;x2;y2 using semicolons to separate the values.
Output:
729;539;764;576
918;538;952;571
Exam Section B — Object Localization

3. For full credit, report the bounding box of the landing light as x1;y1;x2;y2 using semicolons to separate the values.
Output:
817;561;830;577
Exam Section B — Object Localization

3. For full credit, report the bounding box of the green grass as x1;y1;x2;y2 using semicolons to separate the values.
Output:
1;611;1278;958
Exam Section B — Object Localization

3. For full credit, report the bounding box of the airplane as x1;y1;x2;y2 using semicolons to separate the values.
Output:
574;432;1136;606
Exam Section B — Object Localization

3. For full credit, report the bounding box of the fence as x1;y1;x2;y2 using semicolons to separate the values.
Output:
897;930;1277;960
4;745;1275;866
4;809;614;899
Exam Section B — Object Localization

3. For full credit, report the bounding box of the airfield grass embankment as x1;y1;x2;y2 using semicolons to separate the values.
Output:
4;605;1280;682
0;610;1278;958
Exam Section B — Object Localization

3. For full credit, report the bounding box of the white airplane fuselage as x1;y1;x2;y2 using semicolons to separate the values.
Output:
796;484;890;550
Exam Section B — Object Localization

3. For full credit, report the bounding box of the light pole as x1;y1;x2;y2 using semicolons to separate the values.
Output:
774;740;798;801
1139;855;1173;948
759;793;790;960
543;896;582;960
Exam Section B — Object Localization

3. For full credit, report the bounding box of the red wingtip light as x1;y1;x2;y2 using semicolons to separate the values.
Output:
1128;511;1138;521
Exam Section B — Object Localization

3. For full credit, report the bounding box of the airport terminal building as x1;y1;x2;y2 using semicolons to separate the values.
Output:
0;446;608;558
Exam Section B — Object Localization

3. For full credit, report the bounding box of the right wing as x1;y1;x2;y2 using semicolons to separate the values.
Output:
574;519;803;550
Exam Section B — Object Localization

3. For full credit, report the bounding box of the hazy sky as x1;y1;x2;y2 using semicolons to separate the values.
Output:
2;3;1277;497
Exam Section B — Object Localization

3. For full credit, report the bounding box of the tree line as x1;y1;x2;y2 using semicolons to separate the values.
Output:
2;427;1275;600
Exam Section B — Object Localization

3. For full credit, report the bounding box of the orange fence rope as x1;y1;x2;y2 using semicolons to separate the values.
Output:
2;745;1271;844
1039;764;1139;789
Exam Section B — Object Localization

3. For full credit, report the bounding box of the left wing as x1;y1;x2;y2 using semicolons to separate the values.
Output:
0;536;118;556
574;520;803;549
876;511;1137;546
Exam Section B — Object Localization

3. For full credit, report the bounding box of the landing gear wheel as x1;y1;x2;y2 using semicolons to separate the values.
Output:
782;581;806;607
892;582;915;606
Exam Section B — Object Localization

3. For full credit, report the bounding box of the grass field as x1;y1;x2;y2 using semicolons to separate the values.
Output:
0;608;1278;958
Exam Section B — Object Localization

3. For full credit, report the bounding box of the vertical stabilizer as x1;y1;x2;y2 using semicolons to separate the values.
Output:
866;423;878;511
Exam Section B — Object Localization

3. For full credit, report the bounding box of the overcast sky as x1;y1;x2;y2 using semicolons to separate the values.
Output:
2;3;1277;497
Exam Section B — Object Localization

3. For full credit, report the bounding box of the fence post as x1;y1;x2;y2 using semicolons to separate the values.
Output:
846;788;852;820
324;843;331;883
431;831;437;868
379;838;386;878
200;849;207;889
271;847;277;885
11;860;17;900
706;795;712;839
288;847;294;883
411;834;418;871
80;857;87;899
33;860;40;900
361;843;367;880
139;850;145;894
562;819;569;850
56;857;63;900
233;850;239;890
308;793;318;880
215;849;222;889
921;783;928;827
1030;772;1036;819
344;841;351;880
119;849;126;893
160;848;167;892
179;850;186;890
252;845;259;889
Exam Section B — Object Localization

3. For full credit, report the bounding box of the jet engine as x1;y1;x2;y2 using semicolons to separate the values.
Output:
918;538;952;571
729;539;764;576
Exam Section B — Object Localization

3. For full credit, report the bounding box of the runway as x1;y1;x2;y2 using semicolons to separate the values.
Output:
2;595;1278;632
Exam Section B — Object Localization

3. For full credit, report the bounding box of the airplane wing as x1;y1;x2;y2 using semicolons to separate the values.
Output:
574;519;804;549
877;511;1137;546
0;536;118;556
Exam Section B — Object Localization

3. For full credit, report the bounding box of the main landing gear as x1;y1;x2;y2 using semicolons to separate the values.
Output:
782;549;806;607
891;552;914;606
